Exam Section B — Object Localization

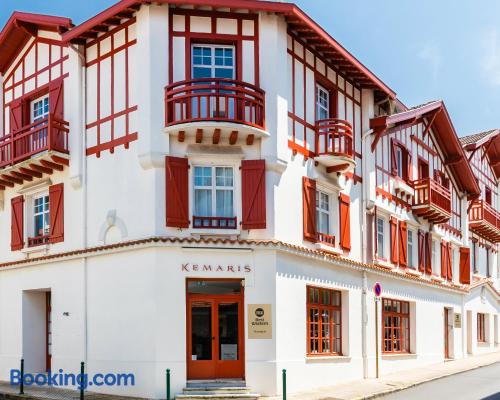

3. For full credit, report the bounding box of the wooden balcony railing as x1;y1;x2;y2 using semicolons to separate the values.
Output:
28;234;50;247
193;216;238;230
317;232;336;247
469;200;500;243
0;115;69;169
412;177;451;224
165;78;265;130
315;119;353;158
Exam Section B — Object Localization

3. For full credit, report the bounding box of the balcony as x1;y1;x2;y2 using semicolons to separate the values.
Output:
469;200;500;243
192;216;238;230
412;177;451;224
314;119;355;173
164;78;267;144
0;115;69;188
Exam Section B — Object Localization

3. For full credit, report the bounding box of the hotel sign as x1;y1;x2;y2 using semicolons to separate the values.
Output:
248;304;272;339
181;263;252;273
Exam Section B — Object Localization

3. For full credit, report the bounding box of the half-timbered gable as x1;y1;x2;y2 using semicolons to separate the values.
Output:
461;130;500;279
84;18;138;157
369;101;480;283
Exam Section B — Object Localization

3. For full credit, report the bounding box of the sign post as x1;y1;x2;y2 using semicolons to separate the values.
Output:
373;283;382;379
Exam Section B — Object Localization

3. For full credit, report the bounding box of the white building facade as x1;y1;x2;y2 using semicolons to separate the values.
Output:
0;1;498;398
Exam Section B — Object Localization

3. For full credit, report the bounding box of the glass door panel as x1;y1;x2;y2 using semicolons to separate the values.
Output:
191;301;213;361
218;303;239;361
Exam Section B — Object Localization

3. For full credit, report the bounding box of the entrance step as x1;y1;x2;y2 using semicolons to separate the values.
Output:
177;381;260;399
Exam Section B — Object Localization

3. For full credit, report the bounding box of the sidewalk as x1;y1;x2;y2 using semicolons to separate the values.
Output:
263;351;500;400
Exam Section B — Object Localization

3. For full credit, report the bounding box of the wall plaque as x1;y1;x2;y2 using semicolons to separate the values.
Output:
248;304;272;339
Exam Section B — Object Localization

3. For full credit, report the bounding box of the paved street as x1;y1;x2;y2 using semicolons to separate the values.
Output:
380;362;500;400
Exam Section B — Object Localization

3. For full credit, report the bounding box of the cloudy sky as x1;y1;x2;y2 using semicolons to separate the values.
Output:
2;0;500;135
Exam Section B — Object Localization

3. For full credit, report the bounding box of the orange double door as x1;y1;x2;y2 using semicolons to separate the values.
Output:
186;280;245;380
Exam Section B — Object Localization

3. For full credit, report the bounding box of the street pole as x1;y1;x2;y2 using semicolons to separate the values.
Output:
375;298;379;379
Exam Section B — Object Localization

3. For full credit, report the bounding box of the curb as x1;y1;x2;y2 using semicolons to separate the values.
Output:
354;359;500;400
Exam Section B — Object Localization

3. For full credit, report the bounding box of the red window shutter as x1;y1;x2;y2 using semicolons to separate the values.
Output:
165;156;189;228
49;183;64;243
459;247;471;285
447;243;453;281
9;99;24;134
49;78;64;119
398;221;407;267
417;230;425;272
302;177;317;242
241;160;266;230
11;195;24;251
339;193;351;251
425;232;432;275
440;241;447;278
390;216;398;264
405;150;412;182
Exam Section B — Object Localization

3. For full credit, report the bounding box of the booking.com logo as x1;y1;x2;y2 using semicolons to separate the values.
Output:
10;369;135;390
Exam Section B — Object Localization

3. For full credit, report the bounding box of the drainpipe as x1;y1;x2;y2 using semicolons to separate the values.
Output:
361;271;368;378
71;42;89;364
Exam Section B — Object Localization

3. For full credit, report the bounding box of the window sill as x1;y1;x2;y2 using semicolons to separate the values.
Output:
306;355;351;363
406;268;422;277
374;259;394;270
190;228;241;236
315;242;343;255
382;353;417;360
21;244;50;255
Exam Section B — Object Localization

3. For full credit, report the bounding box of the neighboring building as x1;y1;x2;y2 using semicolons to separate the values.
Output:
0;1;497;398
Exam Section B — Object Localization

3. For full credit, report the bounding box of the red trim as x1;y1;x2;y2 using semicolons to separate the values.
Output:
62;0;395;97
307;286;342;356
0;12;72;74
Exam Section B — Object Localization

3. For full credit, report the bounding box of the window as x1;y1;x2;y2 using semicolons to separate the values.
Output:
376;217;385;259
307;286;342;355
193;166;236;229
316;84;330;121
316;190;330;235
477;313;486;343
382;298;410;353
408;230;414;268
471;241;477;273
395;147;404;179
432;239;437;273
31;95;49;123
485;187;492;206
30;193;50;246
486;248;491;277
192;45;235;80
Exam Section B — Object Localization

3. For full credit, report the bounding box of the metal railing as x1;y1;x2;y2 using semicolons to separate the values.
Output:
192;216;238;229
165;78;265;129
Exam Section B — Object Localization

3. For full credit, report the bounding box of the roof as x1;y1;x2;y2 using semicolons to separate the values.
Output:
0;12;73;74
461;129;500;179
370;100;481;199
459;130;497;147
60;0;396;98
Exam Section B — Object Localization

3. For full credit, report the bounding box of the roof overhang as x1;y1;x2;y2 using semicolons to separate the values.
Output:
370;100;481;199
61;0;396;99
0;12;73;74
463;129;500;179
